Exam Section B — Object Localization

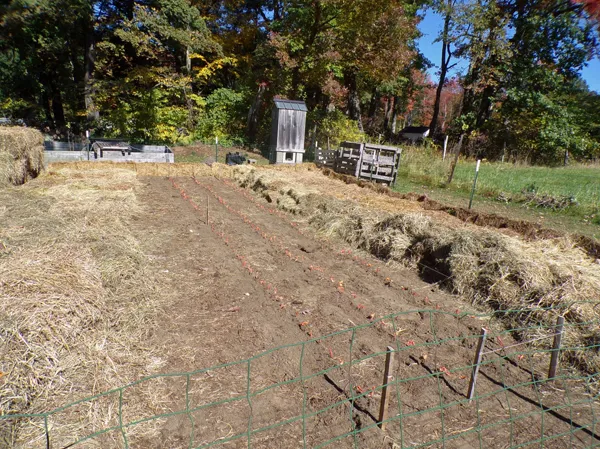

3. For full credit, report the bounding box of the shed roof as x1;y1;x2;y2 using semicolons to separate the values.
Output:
400;126;430;134
273;99;308;112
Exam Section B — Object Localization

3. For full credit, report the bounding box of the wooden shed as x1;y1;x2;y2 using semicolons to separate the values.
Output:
399;126;430;143
270;99;307;164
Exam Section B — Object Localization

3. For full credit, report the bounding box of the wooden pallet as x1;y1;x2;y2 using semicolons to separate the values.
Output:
315;148;337;168
334;142;402;185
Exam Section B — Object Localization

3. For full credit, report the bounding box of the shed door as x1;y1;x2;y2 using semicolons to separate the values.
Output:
277;110;305;151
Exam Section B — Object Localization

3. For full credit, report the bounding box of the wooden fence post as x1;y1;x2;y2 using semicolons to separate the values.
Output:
548;316;565;380
378;346;395;430
468;328;488;401
446;133;465;185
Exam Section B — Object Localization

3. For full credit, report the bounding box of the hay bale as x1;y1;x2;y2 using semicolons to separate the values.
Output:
232;165;600;376
0;127;44;187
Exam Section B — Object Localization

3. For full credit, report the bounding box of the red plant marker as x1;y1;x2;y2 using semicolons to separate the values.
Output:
439;366;452;377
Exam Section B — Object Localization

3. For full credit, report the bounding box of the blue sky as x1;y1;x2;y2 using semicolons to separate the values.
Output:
417;11;600;93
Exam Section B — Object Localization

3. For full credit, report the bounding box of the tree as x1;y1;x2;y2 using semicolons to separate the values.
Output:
265;0;421;131
1;0;598;154
440;0;600;162
429;0;458;137
0;0;96;130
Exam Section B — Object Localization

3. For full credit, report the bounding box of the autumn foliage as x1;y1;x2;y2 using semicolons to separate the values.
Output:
0;0;598;162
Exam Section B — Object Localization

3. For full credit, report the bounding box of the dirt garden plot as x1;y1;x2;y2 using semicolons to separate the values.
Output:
1;162;599;448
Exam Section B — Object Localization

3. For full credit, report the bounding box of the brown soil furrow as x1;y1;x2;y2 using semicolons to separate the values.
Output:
126;174;599;449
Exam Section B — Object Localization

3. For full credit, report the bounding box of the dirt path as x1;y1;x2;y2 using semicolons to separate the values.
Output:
131;175;599;449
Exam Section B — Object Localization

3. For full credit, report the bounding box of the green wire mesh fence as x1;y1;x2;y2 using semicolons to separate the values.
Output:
2;306;600;448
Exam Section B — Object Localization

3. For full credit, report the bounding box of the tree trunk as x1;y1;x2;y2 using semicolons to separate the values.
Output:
476;85;494;127
367;88;379;118
291;67;302;98
246;83;266;144
461;59;480;119
70;45;86;112
51;86;66;129
429;3;452;137
84;17;98;123
344;68;363;132
390;95;400;136
184;37;195;127
446;133;465;184
41;90;53;127
383;97;394;137
441;102;447;132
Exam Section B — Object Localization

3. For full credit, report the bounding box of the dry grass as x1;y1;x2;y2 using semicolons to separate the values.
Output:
0;127;44;187
48;161;234;179
0;166;165;448
233;165;600;375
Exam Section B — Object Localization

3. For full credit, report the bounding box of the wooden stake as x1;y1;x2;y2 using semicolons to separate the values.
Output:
446;133;464;185
206;194;210;225
378;346;395;430
548;316;565;380
468;328;488;401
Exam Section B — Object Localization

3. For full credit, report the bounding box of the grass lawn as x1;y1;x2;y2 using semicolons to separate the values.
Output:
394;147;600;238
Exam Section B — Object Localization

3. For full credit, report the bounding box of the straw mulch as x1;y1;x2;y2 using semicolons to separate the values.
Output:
48;160;235;179
0;166;165;448
233;165;600;376
0;127;44;187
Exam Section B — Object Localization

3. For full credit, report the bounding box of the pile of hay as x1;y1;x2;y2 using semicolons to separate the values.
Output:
0;127;44;187
48;160;235;179
233;166;600;375
0;166;163;447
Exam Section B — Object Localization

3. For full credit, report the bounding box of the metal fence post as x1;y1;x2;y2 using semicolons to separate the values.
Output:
468;159;481;210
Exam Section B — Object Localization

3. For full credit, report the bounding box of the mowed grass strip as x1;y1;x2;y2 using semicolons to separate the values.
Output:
396;147;600;216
